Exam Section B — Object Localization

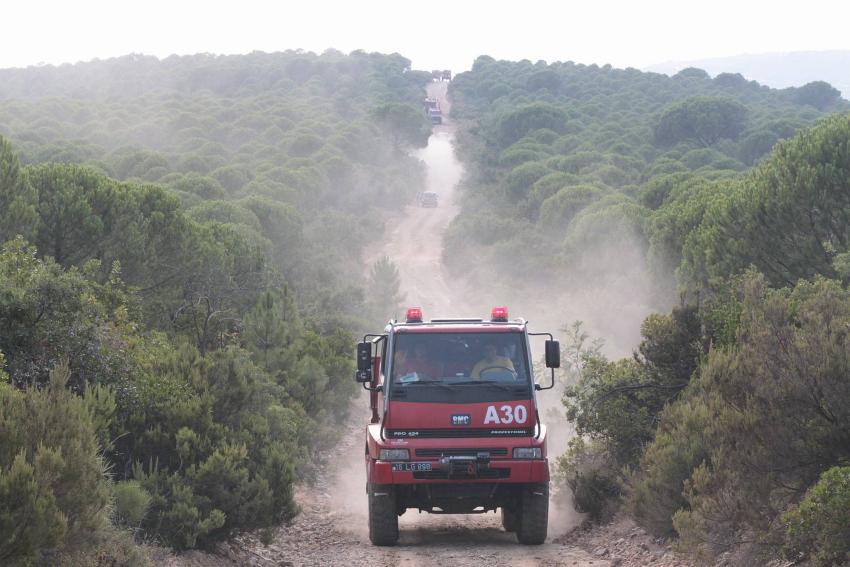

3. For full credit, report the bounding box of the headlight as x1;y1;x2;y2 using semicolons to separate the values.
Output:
379;448;410;461
512;447;542;459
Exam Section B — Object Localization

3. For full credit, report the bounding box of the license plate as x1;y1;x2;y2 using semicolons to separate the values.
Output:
392;462;432;472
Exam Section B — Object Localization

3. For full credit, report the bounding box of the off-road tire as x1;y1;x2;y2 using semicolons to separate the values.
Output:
501;505;519;532
516;483;548;545
368;483;399;546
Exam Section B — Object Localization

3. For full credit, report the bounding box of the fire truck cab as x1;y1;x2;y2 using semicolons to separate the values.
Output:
355;307;560;546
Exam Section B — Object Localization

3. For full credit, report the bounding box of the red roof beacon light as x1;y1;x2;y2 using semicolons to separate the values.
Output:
491;306;509;322
406;307;424;323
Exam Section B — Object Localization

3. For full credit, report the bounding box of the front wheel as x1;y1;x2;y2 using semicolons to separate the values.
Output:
368;483;399;546
516;483;548;545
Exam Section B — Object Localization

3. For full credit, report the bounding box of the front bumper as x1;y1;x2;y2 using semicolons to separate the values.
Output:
369;457;549;485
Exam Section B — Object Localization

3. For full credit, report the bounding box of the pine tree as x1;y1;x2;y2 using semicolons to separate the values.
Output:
368;256;405;322
0;136;37;243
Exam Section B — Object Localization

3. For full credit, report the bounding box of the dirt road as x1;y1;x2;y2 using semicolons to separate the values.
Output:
167;81;612;567
372;82;470;316
294;81;605;566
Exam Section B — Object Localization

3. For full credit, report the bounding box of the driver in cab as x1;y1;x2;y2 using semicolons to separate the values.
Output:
470;343;515;380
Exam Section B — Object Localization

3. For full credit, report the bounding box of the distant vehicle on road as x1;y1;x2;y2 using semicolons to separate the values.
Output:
441;70;452;82
423;98;442;124
431;70;442;81
416;191;439;207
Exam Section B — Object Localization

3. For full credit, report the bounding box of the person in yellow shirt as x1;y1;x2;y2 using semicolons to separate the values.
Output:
470;343;515;380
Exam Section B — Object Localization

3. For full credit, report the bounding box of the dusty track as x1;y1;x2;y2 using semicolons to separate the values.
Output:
370;82;469;316
304;82;605;566
167;81;610;567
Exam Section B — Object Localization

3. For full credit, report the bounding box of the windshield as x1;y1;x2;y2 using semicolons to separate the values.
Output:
389;331;532;403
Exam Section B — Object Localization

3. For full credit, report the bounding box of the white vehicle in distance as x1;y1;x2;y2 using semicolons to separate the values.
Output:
416;191;439;208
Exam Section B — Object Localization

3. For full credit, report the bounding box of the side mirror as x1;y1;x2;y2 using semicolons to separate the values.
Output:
545;340;560;369
355;342;373;383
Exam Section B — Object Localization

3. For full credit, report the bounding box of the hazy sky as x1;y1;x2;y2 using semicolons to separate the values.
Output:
4;0;849;72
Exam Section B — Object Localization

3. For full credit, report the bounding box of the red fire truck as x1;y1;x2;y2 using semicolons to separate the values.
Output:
355;307;560;545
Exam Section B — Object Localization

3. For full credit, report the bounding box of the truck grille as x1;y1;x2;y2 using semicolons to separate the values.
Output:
413;468;510;480
415;448;508;458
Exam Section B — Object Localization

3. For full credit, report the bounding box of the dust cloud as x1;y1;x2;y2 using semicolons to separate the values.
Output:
325;396;370;538
494;231;665;360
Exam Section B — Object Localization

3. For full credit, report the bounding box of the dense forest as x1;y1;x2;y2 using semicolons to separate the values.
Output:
447;57;850;564
445;57;845;294
0;50;428;565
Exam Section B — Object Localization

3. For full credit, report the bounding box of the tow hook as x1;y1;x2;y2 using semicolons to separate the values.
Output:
440;452;490;477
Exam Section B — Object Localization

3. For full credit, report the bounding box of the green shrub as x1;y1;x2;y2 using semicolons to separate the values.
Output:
561;306;706;527
557;438;620;521
126;346;302;549
135;464;227;550
113;481;152;529
627;397;710;537
0;451;67;565
563;306;703;468
783;466;850;567
0;238;137;392
0;361;111;565
646;275;850;559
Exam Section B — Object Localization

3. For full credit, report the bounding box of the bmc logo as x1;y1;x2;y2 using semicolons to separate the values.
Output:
451;414;471;426
483;404;528;425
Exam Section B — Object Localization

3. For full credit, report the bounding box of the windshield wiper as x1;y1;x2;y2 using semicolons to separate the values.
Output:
449;380;524;386
398;381;455;390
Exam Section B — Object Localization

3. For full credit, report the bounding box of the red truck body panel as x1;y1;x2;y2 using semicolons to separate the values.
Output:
359;311;555;544
363;317;550;489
